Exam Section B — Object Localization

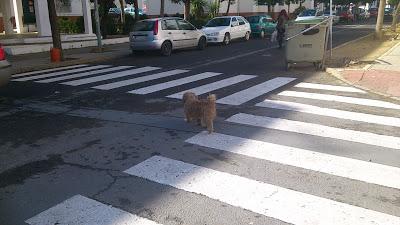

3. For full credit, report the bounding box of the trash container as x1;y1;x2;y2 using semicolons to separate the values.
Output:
285;19;329;70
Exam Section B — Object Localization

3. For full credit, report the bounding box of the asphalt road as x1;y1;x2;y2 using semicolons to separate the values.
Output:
1;24;400;225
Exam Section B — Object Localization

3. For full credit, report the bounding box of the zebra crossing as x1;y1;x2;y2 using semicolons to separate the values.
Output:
12;64;297;105
24;65;400;225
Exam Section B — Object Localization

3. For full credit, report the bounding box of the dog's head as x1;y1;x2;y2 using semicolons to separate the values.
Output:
207;94;216;102
183;92;198;104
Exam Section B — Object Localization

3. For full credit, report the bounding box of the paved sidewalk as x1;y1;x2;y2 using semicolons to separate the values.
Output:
8;43;131;74
328;41;400;100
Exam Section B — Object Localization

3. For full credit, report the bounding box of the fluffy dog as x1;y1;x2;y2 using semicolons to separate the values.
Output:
183;92;216;133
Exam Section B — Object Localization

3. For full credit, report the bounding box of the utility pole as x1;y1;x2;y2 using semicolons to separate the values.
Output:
94;0;103;50
329;0;332;58
47;0;63;60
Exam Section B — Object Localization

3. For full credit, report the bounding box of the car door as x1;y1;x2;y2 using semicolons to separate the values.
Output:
177;19;198;47
237;17;247;37
230;17;240;39
161;19;182;49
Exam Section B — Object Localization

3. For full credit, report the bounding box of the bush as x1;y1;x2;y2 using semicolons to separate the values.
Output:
75;16;85;33
58;17;79;34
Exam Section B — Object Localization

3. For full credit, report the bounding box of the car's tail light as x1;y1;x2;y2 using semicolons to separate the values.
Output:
0;44;5;61
153;20;159;35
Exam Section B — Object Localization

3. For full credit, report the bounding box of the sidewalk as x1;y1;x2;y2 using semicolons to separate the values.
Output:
327;34;400;101
8;43;131;75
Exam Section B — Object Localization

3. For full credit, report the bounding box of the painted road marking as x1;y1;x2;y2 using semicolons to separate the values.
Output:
186;132;400;189
256;99;400;127
13;65;110;81
125;156;400;225
226;113;400;149
61;66;160;86
12;64;88;78
25;195;163;225
92;69;189;90
128;72;222;95
167;75;256;99
278;91;400;110
36;66;133;83
294;82;366;93
217;77;297;105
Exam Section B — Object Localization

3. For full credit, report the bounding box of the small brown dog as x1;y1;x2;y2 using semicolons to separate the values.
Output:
183;92;216;133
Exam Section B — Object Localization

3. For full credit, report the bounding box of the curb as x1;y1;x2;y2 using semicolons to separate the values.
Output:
11;52;124;75
326;67;400;102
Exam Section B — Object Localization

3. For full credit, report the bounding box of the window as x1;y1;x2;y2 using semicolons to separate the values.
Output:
133;20;155;31
231;17;238;26
177;20;195;30
205;18;231;27
237;17;246;25
162;19;179;30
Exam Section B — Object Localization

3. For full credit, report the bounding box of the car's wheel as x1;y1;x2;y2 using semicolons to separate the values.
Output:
197;36;207;50
223;33;230;45
160;41;172;56
260;30;266;39
244;31;250;41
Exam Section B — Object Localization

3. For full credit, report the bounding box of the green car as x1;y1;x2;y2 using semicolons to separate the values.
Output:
245;15;276;38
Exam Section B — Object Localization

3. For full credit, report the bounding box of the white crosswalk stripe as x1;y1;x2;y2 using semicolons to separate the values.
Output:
128;72;222;95
226;113;400;149
167;75;256;99
186;132;400;189
12;64;88;78
279;90;400;109
25;195;163;225
92;69;189;90
256;99;400;127
217;77;297;105
294;82;366;93
125;156;400;225
13;65;110;81
61;66;160;86
36;66;134;83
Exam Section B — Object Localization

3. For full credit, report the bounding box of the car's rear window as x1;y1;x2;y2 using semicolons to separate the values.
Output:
133;21;155;32
246;16;261;23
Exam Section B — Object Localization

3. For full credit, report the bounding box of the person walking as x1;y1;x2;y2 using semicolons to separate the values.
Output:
276;9;289;49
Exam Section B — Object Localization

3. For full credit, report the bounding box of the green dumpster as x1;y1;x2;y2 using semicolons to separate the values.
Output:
285;19;329;70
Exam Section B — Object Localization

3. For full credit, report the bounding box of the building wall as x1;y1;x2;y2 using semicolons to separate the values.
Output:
140;0;185;16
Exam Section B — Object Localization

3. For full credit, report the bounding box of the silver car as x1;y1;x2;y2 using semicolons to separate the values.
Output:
129;17;207;56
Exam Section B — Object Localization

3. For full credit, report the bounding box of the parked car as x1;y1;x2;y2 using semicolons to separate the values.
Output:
0;44;11;87
338;9;354;23
295;9;324;22
245;15;276;38
323;10;340;24
129;17;207;56
384;8;394;21
369;7;378;18
108;8;122;15
124;7;143;16
202;16;251;45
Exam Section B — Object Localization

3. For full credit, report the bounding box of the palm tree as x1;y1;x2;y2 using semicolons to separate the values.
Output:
225;0;232;16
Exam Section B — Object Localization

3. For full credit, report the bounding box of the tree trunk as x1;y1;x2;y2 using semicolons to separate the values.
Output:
268;4;271;13
225;0;231;16
375;0;386;39
133;0;139;21
392;1;400;31
119;0;125;23
184;0;191;20
299;1;302;7
287;3;290;16
160;0;165;17
216;0;220;16
47;0;63;59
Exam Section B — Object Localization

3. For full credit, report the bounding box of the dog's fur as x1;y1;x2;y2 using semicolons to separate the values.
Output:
183;92;216;133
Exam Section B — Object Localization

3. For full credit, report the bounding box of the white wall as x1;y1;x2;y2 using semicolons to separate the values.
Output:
219;0;314;14
140;0;184;16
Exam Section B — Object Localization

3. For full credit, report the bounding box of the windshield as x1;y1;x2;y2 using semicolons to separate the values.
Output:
205;18;231;27
246;16;261;23
299;9;316;17
133;21;155;32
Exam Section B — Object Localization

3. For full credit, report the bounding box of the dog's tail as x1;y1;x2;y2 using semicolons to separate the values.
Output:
207;94;216;102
